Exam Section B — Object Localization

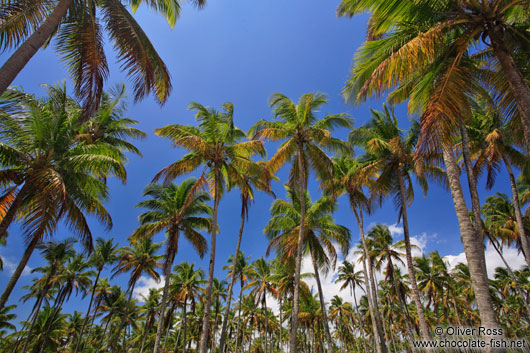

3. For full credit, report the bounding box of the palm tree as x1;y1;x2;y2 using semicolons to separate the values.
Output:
335;261;367;351
222;251;252;352
337;0;530;153
210;277;227;353
468;104;530;267
323;156;387;353
74;237;119;353
246;257;275;353
350;105;434;342
0;84;121;310
111;237;163;350
250;92;352;352
132;178;212;353
138;288;161;353
218;164;274;353
171;262;205;353
0;304;16;337
264;187;351;351
0;0;208;111
154;101;266;353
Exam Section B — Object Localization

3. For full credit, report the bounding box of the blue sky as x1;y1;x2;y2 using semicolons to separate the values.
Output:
0;0;522;321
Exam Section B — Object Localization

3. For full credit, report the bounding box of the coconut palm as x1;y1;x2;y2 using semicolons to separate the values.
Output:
210;277;227;352
0;304;16;337
0;84;121;310
132;178;212;353
0;0;208;112
250;92;352;352
111;237;163;350
350;105;434;342
264;186;350;351
138;288;161;353
323;156;388;353
154;101;266;353
171;262;205;353
218;164;274;353
74;237;119;353
337;0;530;153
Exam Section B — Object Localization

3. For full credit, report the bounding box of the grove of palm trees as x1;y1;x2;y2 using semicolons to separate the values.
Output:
0;0;529;352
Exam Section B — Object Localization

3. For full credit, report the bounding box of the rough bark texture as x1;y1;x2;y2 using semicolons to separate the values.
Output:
219;204;246;352
198;166;221;353
288;145;307;353
441;146;503;351
397;169;433;344
0;236;39;310
0;0;73;96
354;210;387;353
504;157;530;267
489;27;530;155
310;250;333;351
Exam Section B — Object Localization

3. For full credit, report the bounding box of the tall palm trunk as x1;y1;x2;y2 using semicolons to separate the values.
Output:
96;314;113;353
441;146;504;351
235;281;244;352
181;295;188;353
353;210;387;353
0;0;73;96
219;201;246;352
396;168;432;343
386;258;413;342
74;266;102;353
488;27;530;155
199;165;221;353
351;286;367;352
289;144;307;353
111;282;137;352
503;156;530;267
278;297;283;352
0;236;39;310
140;317;153;353
262;294;269;353
310;249;333;352
82;293;104;352
460;125;489;276
153;248;176;353
38;286;69;353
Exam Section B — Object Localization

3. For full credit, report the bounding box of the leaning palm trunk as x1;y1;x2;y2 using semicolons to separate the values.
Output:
74;267;102;353
153;249;176;353
310;249;334;351
82;294;104;352
354;210;387;353
352;287;367;352
219;202;246;352
0;236;39;310
234;282;244;352
289;145;307;353
198;166;221;353
488;28;530;156
503;156;530;267
441;146;504;352
0;0;73;96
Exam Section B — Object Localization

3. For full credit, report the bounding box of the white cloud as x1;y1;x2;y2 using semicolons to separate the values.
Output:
0;253;33;276
387;223;404;237
133;275;166;301
444;244;527;278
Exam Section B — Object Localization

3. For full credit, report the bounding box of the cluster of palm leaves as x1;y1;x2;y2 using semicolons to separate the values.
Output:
1;0;530;352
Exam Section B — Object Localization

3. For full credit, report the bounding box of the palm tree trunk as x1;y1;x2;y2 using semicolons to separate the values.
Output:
140;318;152;353
0;236;39;310
396;168;432;343
74;267;102;353
112;282;137;352
441;145;504;351
289;144;307;353
82;294;104;352
387;258;413;343
161;308;173;353
235;282;244;352
153;249;175;353
310;249;333;351
181;296;188;353
198;165;221;353
488;27;530;155
460;125;488;275
38;286;67;353
352;287;367;352
0;0;73;96
503;156;530;267
96;315;113;353
353;209;387;353
219;202;246;352
279;296;283;352
21;287;49;353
